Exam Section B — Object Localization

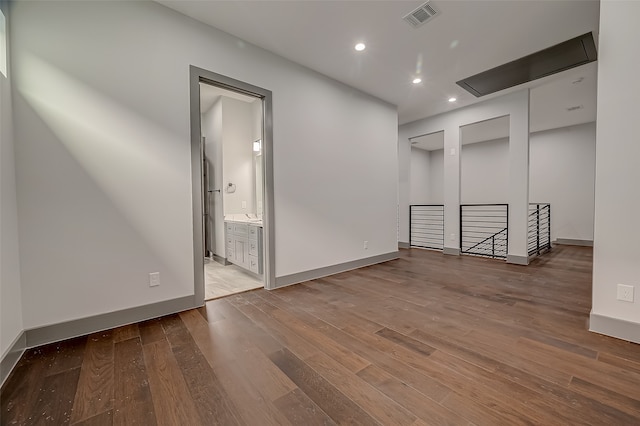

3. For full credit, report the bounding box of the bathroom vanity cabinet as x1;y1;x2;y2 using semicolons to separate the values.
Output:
225;221;263;275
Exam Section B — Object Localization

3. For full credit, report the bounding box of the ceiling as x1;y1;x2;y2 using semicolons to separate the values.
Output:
160;0;599;128
200;83;258;114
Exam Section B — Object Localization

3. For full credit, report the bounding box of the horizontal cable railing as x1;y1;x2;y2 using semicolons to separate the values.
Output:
528;203;551;256
410;204;444;251
460;204;508;259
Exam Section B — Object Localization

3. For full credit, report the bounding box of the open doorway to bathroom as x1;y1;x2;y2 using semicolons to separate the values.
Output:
200;83;264;299
189;66;275;304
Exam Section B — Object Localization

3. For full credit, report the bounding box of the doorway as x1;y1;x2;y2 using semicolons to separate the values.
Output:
189;66;275;305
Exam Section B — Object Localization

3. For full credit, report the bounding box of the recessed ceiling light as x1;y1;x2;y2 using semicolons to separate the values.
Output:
413;77;422;84
448;97;457;102
355;43;366;51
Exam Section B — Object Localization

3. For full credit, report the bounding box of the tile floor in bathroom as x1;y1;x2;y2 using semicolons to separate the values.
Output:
204;258;263;300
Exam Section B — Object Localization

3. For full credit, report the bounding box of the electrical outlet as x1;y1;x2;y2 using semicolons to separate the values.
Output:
364;240;368;250
450;233;456;241
242;201;247;209
149;272;160;287
617;284;634;302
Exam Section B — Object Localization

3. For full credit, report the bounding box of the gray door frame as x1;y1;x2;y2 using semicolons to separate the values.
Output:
189;65;276;305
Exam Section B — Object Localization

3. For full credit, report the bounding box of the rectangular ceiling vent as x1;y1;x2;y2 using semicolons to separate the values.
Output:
404;1;439;28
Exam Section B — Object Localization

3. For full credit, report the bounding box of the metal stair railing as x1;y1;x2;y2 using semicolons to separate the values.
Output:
464;227;508;259
410;204;444;251
460;204;508;260
528;203;551;256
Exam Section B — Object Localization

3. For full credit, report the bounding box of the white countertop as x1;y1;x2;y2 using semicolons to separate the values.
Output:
224;215;263;227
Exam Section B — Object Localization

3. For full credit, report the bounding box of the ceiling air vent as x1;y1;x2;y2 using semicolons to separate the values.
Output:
404;1;439;28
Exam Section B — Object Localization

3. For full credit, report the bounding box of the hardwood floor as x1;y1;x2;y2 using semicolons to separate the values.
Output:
3;245;640;425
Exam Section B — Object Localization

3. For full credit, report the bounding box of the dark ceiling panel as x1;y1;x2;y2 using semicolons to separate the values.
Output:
456;32;597;97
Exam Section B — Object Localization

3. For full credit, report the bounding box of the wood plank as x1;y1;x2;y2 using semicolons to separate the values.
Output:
252;292;371;373
112;324;140;343
197;299;229;323
229;297;318;360
178;309;295;425
597;351;640;375
142;339;203;426
70;331;115;424
269;348;381;426
408;328;500;373
322;323;452;403
490;358;639;423
271;283;386;333
516;337;640;398
213;296;285;356
304;351;417;425
429;348;621;425
273;388;337;426
31;367;82;424
462;328;574;385
138;318;166;345
251;290;453;405
4;246;640;426
569;376;640;418
340;324;448;387
160;314;243;425
375;327;436;357
356;364;469;426
73;410;113;426
47;335;88;376
113;337;157;426
440;391;516;426
1;345;60;424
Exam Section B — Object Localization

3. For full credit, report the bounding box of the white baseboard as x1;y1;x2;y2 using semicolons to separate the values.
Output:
589;312;640;344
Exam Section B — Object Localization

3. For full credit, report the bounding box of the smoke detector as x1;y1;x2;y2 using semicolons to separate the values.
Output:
404;1;440;28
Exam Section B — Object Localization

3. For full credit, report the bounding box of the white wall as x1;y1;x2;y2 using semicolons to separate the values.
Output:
201;96;225;258
530;123;596;242
221;97;255;215
10;1;397;329
0;0;23;357
251;99;263;217
409;147;430;204
428;149;444;204
591;1;640;336
410;122;596;243
400;90;530;260
461;139;509;204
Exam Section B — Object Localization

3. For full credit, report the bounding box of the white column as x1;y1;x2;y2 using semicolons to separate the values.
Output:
397;131;411;245
443;124;461;254
507;89;530;264
590;0;640;342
